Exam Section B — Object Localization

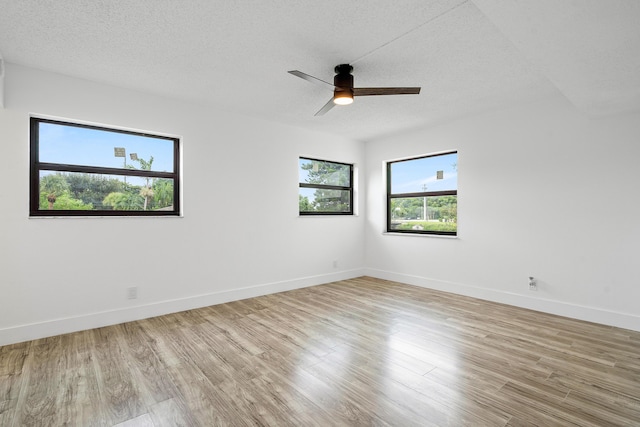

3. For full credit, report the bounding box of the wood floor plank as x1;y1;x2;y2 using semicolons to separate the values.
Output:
13;337;66;426
90;327;146;425
1;276;639;426
163;360;243;426
115;322;180;407
0;342;30;427
148;397;198;427
255;349;380;426
55;330;109;426
322;344;513;426
302;360;425;427
246;374;329;427
112;413;155;427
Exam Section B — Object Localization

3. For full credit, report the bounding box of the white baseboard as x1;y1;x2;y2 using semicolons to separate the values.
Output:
364;268;640;332
0;269;365;346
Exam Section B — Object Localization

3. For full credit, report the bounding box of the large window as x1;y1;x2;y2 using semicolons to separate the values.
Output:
30;117;180;216
387;151;457;235
299;157;353;215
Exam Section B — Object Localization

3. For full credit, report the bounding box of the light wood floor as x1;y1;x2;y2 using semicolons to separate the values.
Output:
1;277;639;426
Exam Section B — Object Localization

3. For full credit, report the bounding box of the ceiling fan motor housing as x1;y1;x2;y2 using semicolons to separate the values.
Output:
334;64;354;94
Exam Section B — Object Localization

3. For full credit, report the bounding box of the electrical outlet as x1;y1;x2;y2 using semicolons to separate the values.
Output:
528;277;537;291
127;286;138;299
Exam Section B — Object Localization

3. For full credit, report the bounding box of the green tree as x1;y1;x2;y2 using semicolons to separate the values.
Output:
427;195;457;222
40;174;70;209
390;198;424;219
39;174;93;210
65;173;125;209
103;192;144;210
299;195;313;212
132;156;154;210
300;160;350;212
390;195;457;224
39;192;93;210
152;178;174;209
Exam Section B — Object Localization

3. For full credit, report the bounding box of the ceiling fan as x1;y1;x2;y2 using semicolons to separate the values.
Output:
288;64;421;116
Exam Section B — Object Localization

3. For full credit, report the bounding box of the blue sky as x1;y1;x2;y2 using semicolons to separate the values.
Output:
390;152;457;194
298;155;456;203
298;158;351;185
39;122;175;173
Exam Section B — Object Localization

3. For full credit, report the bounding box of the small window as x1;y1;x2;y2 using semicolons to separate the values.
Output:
30;117;180;216
299;157;353;215
387;151;457;235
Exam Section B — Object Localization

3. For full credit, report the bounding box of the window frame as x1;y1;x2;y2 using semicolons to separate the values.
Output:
299;156;354;216
30;117;181;217
386;151;457;236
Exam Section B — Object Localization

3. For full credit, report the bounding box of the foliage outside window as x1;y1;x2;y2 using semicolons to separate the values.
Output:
299;157;353;215
387;151;457;235
30;117;180;216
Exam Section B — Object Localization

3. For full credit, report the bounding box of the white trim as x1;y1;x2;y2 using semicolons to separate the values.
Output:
382;231;458;239
6;267;636;345
29;215;185;220
0;269;365;346
364;268;640;332
29;112;182;140
385;148;458;164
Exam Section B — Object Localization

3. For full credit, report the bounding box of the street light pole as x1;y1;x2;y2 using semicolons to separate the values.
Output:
422;184;428;221
114;147;126;184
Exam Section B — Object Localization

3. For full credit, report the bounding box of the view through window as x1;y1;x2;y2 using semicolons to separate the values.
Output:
299;157;353;215
387;151;457;235
30;117;180;216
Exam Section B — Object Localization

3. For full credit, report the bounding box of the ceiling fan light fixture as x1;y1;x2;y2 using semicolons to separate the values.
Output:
333;90;353;105
288;63;420;116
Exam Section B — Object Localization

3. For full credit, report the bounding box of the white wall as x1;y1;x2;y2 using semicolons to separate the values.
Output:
2;64;638;346
0;64;365;345
364;97;640;331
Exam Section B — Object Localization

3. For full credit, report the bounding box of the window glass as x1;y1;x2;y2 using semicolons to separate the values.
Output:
31;118;180;216
38;122;175;172
389;153;457;194
299;157;353;215
299;188;352;213
299;158;351;187
387;151;457;235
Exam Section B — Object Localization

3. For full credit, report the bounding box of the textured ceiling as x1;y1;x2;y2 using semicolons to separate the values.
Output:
0;0;638;141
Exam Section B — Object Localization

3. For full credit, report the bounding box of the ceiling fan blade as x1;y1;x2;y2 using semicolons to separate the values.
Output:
288;70;334;89
353;87;421;96
314;97;336;116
